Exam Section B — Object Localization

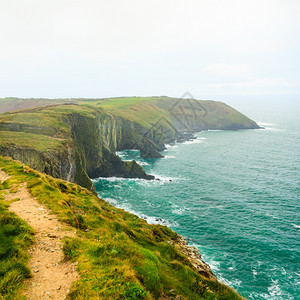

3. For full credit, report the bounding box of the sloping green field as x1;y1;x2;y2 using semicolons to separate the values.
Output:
0;157;242;299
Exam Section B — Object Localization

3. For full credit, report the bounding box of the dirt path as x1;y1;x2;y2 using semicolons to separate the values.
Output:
0;169;79;300
0;168;10;182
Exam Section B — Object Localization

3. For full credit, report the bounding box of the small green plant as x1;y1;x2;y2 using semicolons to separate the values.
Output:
124;282;148;299
63;238;81;261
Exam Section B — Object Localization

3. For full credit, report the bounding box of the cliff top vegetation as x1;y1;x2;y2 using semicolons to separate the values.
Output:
0;156;243;299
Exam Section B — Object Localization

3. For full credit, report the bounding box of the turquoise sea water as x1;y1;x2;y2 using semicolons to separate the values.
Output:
93;100;300;299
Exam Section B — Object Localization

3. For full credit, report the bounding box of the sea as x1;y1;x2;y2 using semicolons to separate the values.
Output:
93;98;300;299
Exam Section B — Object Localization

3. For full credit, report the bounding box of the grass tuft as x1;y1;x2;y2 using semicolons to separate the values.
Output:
0;199;34;299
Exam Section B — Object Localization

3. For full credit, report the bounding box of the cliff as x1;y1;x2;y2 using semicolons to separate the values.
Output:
0;156;242;299
0;105;155;193
0;97;261;192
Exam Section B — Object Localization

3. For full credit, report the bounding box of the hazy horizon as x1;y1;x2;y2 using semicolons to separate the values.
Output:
0;0;299;100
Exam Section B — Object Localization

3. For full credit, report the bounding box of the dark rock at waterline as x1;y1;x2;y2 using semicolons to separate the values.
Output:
170;235;216;280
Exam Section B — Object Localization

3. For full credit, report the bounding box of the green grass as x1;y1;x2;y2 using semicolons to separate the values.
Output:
0;156;243;299
0;97;257;155
93;97;169;128
0;104;98;151
0;104;93;129
0;181;34;299
0;131;66;151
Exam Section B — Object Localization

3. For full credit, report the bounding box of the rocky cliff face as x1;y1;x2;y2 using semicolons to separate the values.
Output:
0;108;155;193
0;140;96;193
63;111;155;180
0;98;261;192
121;99;261;158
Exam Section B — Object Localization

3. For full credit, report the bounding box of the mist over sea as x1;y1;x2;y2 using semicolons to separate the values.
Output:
93;98;300;299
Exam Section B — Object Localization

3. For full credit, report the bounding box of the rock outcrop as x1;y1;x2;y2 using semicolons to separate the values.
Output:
0;97;261;192
173;236;216;280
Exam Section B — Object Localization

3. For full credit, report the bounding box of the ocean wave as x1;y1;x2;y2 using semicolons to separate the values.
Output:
116;150;140;158
181;138;205;145
170;203;189;215
268;280;283;298
292;224;300;229
164;155;176;159
99;196;178;227
263;127;283;132
115;151;125;156
92;176;148;183
93;175;179;188
193;134;207;140
151;174;179;182
136;161;149;166
143;199;160;208
113;202;178;227
103;197;118;205
257;122;277;126
92;177;126;183
165;137;206;149
171;207;185;215
165;144;179;149
141;215;179;227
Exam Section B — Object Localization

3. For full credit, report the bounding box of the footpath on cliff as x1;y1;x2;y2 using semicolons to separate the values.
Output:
0;168;79;300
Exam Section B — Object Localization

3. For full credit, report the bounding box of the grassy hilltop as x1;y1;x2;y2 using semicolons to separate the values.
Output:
0;97;260;192
0;156;242;299
0;96;259;130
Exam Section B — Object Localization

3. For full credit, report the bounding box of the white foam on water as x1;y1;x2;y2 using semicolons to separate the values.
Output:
256;122;284;132
93;175;180;189
263;127;283;132
257;122;277;126
117;203;178;227
193;133;207;140
151;174;178;183
165;144;178;149
136;161;149;166
232;279;242;287
103;197;118;206
170;203;189;215
164;155;176;159
143;215;179;227
100;199;178;227
181;138;205;145
143;199;160;208
292;224;300;229
93;176;158;183
268;280;282;298
171;207;185;215
116;151;125;155
92;176;127;183
217;274;233;286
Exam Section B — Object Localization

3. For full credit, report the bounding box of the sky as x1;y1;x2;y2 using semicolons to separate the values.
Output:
0;0;299;100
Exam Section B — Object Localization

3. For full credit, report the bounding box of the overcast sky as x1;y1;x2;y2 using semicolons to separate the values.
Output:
0;0;299;100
